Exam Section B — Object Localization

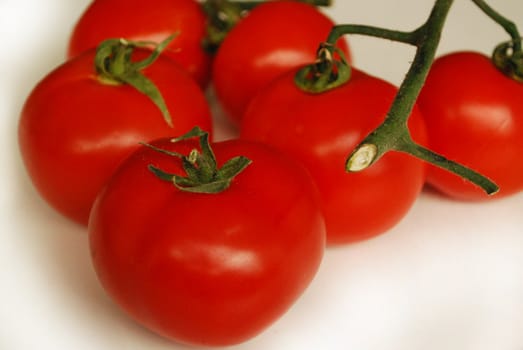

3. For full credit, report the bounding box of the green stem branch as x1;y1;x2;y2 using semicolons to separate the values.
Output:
471;0;521;51
403;142;500;194
238;0;331;10
383;0;451;126
471;0;523;82
336;0;499;194
326;24;419;46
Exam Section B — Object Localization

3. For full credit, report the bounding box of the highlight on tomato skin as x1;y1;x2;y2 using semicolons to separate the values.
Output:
240;67;428;245
87;135;326;347
417;51;523;201
67;0;212;87
17;47;212;226
211;0;351;126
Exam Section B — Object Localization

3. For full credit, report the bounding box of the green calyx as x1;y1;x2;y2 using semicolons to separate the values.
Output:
492;39;523;82
202;0;333;53
202;0;246;53
470;0;522;82
94;35;176;127
146;127;252;194
294;43;351;93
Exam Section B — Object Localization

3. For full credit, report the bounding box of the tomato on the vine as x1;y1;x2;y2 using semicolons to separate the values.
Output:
18;45;212;226
88;129;325;346
212;0;351;125
417;51;523;200
68;0;211;86
241;68;427;244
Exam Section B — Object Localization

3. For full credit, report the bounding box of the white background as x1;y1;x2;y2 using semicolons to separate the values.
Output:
1;1;523;349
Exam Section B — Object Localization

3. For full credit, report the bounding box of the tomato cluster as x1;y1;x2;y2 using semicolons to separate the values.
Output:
17;0;523;347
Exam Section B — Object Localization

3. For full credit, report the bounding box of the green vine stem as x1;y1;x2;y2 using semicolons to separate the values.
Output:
297;0;500;195
94;35;175;127
236;0;331;10
471;0;521;51
202;0;332;52
472;0;523;81
326;25;418;46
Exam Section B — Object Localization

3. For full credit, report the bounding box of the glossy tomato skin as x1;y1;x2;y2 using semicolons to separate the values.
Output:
241;68;427;244
18;48;212;226
212;0;350;125
417;51;523;200
68;0;211;86
88;137;326;346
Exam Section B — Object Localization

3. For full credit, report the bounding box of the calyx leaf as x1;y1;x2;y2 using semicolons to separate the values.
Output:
145;127;252;194
94;35;177;127
295;42;352;93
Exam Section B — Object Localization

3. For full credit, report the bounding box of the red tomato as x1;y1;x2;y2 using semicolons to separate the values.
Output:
88;135;326;346
18;48;212;226
212;0;350;125
68;0;211;86
417;51;523;200
241;68;427;244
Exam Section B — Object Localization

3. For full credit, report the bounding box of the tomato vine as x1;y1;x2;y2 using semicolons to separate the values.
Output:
296;0;522;196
